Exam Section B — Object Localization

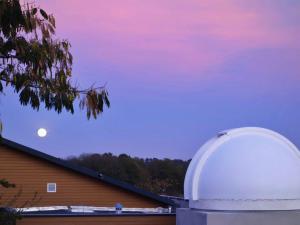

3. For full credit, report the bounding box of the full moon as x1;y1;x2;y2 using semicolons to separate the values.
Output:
37;128;47;137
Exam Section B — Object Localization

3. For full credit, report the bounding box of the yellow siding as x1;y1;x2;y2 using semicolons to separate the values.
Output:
0;145;165;208
18;215;176;225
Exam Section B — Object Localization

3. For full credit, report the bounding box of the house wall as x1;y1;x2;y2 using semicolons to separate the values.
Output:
0;145;165;208
18;215;176;225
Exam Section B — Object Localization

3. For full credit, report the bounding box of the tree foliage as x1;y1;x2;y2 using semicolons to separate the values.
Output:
0;179;18;225
0;178;40;223
0;0;109;119
67;153;190;196
0;1;110;221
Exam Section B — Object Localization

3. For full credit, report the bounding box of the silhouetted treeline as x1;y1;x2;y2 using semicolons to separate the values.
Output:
66;153;190;196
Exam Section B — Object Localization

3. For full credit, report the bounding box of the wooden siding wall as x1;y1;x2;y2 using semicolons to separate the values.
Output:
0;145;164;208
18;215;176;225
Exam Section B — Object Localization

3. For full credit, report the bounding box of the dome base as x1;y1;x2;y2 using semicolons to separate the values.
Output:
190;199;300;211
177;208;300;225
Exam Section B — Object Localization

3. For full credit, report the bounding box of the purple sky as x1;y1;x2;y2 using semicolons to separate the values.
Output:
1;0;300;159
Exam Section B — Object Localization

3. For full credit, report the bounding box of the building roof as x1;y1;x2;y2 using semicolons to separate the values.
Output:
0;137;175;207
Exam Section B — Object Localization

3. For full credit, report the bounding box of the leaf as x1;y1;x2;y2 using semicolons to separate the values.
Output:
40;9;48;20
0;120;2;136
32;8;37;15
48;24;55;34
30;91;40;110
19;88;31;105
0;179;16;188
49;15;56;28
104;92;110;107
97;94;103;112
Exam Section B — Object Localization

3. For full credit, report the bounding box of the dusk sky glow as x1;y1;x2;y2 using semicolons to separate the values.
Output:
1;0;300;159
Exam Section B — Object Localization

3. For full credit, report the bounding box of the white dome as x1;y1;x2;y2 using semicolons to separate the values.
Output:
184;127;300;210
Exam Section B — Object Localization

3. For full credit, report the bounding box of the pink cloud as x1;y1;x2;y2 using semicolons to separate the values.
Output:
39;0;300;79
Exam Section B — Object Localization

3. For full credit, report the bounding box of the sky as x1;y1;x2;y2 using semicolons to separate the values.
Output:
1;0;300;159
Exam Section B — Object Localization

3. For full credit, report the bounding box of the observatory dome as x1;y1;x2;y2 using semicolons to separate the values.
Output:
184;127;300;210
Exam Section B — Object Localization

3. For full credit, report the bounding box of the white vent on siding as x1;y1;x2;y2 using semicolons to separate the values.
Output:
47;183;56;193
